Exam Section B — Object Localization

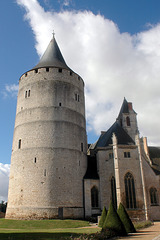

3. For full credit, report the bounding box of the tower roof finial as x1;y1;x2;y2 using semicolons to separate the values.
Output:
52;30;55;38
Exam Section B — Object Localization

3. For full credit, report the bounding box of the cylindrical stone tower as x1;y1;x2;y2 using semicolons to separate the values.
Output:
6;36;87;219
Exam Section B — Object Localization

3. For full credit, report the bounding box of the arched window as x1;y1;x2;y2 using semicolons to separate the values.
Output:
91;186;98;208
126;116;131;126
150;187;158;205
124;172;136;209
111;176;117;209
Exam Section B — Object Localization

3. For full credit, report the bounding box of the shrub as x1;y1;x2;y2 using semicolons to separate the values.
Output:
98;206;107;227
117;202;136;233
103;201;127;236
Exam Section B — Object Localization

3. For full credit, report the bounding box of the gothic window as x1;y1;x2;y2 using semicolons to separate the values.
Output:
126;116;131;126
150;187;158;205
124;172;136;209
124;152;131;158
91;186;98;208
111;176;117;209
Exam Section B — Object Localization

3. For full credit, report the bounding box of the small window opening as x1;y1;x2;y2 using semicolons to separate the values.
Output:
126;116;131;126
25;73;27;77
35;69;38;73
109;152;114;159
59;102;61;106
25;91;27;98
18;139;21;149
46;68;49;72
34;158;36;163
70;71;73;76
78;94;80;102
28;90;30;97
58;68;62;73
81;143;83;152
78;76;80;80
75;93;77;101
44;169;46;176
124;152;131;158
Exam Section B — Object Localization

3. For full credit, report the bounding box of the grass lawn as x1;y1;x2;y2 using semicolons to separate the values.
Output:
0;219;100;240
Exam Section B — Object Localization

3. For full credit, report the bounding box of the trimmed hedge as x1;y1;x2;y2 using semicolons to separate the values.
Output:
117;202;136;233
98;206;107;227
103;201;127;236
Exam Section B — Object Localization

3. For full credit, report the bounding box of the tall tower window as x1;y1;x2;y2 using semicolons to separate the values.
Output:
91;186;98;208
18;139;21;149
126;116;131;126
28;90;30;97
150;187;158;205
25;91;27;98
124;172;136;209
111;176;117;209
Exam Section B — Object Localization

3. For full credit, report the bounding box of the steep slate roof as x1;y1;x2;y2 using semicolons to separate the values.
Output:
117;97;136;119
32;36;70;70
148;146;160;175
84;155;99;179
95;122;135;148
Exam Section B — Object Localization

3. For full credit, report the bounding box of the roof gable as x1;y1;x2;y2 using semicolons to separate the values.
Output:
96;122;135;148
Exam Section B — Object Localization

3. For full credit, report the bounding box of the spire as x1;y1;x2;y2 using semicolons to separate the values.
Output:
118;97;129;118
32;35;70;70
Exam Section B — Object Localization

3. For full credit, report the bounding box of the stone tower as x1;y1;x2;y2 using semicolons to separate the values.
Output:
116;97;139;141
6;36;87;219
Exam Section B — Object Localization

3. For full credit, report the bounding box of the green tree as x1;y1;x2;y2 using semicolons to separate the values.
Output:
103;201;127;236
117;202;136;233
98;206;107;227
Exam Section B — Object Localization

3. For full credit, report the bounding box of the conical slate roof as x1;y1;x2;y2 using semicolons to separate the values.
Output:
32;36;70;70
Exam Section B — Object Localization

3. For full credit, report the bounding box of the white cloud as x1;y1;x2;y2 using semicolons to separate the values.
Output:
0;163;10;202
16;0;160;146
4;84;19;98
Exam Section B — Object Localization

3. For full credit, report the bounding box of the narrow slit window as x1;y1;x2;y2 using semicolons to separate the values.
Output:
75;93;77;101
18;139;21;149
46;68;49;72
70;71;73;76
34;158;36;163
58;68;62;73
78;94;80;102
25;91;27;98
25;73;27;77
44;169;46;176
81;143;83;152
28;90;30;97
59;102;61;106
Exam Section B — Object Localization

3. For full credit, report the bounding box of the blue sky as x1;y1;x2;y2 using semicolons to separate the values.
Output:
1;0;160;200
